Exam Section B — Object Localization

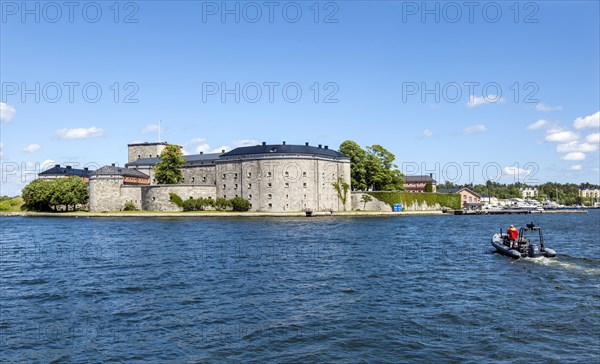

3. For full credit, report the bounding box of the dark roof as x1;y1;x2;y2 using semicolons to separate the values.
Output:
92;165;149;178
404;175;436;183
125;153;222;168
39;165;92;177
221;144;349;159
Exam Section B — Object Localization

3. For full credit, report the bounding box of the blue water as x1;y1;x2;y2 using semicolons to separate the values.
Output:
1;211;599;362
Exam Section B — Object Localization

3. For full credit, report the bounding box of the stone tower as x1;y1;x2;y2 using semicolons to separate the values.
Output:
127;142;168;164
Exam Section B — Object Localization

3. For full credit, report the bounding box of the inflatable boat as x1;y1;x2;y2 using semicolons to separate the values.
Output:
491;223;557;259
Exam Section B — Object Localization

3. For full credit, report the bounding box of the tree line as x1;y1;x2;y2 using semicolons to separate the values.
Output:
438;180;600;206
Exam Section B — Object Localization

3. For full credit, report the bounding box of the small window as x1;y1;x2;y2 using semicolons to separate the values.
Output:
285;183;289;188
202;176;206;182
268;194;272;199
192;177;195;182
248;194;252;199
268;183;272;188
284;171;289;177
223;184;226;189
303;183;307;188
234;184;238;189
303;172;307;176
223;195;226;199
247;172;252;178
137;155;141;159
267;171;272;177
268;203;272;208
286;194;288;198
222;174;226;179
248;183;252;189
234;173;238;179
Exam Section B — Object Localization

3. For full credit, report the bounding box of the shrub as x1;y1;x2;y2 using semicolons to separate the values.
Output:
169;193;184;208
123;201;137;211
214;197;230;210
230;197;251;212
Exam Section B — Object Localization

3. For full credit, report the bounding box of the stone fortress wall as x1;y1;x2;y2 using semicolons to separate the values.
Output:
89;142;352;212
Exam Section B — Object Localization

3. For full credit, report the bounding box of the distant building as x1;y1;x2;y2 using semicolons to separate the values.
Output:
438;187;481;210
480;193;499;206
403;174;436;193
38;165;94;183
579;188;600;199
520;186;538;199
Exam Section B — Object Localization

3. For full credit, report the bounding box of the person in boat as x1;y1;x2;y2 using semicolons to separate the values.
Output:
507;225;519;247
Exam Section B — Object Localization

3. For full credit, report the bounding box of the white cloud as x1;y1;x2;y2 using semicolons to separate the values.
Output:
464;124;486;134
211;145;230;154
142;124;160;133
23;144;41;153
465;96;504;108
527;119;548;130
0;102;16;122
55;127;104;140
545;130;578;143
232;139;260;147
573;111;600;129
585;133;600;143
504;166;531;177
561;152;586;161
535;103;562;112
556;141;598;153
423;129;433;138
196;144;211;154
568;165;582;171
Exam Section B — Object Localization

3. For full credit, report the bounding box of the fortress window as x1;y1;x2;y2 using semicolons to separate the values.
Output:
248;183;252;189
192;177;195;182
137;155;140;159
248;194;252;199
223;195;226;199
149;155;152;158
202;176;206;182
268;203;272;208
234;173;238;179
247;172;252;178
268;194;272;199
285;183;289;188
286;194;288;198
268;183;272;188
267;171;272;177
223;184;226;189
285;171;289;177
303;183;307;188
234;184;238;189
222;174;226;179
303;172;307;176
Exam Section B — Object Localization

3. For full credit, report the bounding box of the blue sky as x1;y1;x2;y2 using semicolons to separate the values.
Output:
1;1;599;195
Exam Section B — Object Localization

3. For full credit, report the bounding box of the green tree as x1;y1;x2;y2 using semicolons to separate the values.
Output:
214;197;231;210
22;179;52;211
339;140;368;190
360;194;373;209
364;145;404;191
154;144;185;184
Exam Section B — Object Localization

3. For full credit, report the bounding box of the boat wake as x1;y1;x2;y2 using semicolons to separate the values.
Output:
524;256;600;275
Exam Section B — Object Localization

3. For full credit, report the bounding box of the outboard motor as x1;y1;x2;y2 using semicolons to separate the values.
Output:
528;244;541;257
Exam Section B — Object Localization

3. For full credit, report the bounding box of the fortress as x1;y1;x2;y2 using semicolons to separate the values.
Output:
88;141;352;212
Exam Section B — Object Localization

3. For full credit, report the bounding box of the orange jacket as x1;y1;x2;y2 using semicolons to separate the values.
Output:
508;227;519;241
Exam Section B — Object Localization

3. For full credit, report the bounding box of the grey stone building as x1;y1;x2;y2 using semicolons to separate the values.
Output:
89;141;351;212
